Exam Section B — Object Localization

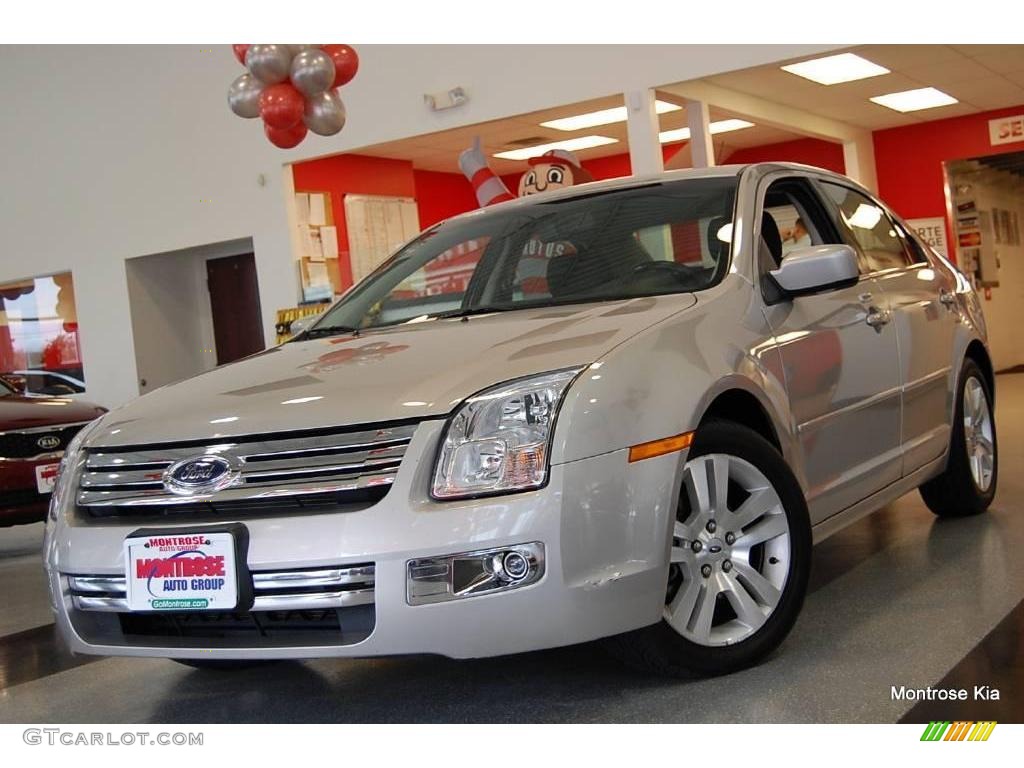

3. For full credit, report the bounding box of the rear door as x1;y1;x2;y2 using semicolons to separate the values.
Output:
819;181;959;476
758;175;903;524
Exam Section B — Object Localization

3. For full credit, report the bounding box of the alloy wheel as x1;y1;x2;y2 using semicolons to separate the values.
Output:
666;453;791;647
963;376;995;493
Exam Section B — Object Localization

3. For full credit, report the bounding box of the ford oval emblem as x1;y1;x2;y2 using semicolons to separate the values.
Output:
36;435;61;451
163;455;236;496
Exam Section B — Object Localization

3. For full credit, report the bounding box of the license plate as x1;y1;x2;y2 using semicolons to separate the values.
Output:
124;532;238;611
35;463;60;494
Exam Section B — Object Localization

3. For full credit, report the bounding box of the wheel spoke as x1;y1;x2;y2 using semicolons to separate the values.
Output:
726;486;777;531
723;573;767;630
687;579;719;644
684;459;711;517
732;560;782;607
738;513;788;546
664;569;701;636
710;455;730;516
673;519;692;540
669;546;692;564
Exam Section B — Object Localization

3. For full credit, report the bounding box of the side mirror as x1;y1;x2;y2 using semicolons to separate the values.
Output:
768;244;859;299
288;313;322;338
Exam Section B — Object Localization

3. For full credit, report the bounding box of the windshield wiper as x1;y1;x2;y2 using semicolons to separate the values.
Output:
298;324;362;339
434;306;512;321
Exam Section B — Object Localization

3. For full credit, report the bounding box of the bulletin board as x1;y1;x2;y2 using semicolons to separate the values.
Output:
344;194;421;284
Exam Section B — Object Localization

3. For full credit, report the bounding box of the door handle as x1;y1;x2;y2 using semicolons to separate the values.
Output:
938;289;956;307
865;307;890;329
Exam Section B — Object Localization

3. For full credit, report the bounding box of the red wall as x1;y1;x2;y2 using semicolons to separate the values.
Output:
413;169;480;229
874;104;1024;262
725;137;844;172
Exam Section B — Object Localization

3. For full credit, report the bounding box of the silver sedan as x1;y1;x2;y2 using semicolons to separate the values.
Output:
46;163;996;676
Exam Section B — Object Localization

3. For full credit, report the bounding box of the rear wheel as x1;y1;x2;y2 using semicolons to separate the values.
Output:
606;420;811;677
919;358;997;517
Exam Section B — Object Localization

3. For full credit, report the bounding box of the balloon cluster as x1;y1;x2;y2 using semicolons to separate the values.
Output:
227;44;359;149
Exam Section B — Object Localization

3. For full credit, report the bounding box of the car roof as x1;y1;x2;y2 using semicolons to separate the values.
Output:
438;162;865;225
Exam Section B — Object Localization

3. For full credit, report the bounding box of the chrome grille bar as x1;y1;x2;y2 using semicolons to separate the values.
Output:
77;422;417;509
67;564;375;613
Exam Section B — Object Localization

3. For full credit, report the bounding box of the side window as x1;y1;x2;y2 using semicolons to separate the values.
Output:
892;220;929;264
760;178;838;271
820;182;912;273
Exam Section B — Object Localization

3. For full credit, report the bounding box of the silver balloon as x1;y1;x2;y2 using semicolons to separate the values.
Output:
287;44;317;56
290;49;336;97
304;90;346;136
227;72;263;118
246;43;292;85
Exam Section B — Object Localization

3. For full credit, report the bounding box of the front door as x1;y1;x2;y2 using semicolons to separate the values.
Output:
206;253;265;366
758;176;903;524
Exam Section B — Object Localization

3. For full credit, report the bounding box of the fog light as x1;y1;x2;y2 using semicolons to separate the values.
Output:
407;542;544;606
501;551;530;581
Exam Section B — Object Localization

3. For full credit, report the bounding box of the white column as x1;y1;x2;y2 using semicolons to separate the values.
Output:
842;136;878;192
686;99;715;168
625;89;664;176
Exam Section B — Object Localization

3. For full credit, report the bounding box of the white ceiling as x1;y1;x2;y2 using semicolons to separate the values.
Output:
354;45;1024;175
357;94;801;175
704;44;1024;131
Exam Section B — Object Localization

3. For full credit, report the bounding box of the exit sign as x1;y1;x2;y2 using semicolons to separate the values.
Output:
989;114;1024;146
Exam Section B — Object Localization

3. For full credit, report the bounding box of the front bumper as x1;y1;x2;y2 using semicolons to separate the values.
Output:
1;454;61;524
46;420;684;660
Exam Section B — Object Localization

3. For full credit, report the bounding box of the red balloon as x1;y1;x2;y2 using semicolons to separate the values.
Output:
322;44;359;87
265;121;308;149
259;83;305;130
232;44;249;65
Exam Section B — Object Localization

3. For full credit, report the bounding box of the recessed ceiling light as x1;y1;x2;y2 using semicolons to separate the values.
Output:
658;119;755;144
494;135;619;161
541;101;682;131
869;87;959;113
781;53;890;85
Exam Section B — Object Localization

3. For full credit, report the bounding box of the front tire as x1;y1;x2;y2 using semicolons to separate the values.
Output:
919;358;997;517
606;420;811;677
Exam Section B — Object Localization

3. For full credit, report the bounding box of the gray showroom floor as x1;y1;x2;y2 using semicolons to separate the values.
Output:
2;375;1024;723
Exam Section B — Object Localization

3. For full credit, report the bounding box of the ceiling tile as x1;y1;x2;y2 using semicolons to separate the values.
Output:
854;45;962;71
943;76;1024;110
1004;70;1024;88
902;57;1000;87
971;48;1024;75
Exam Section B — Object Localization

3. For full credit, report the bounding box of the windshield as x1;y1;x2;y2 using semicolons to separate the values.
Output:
307;176;737;335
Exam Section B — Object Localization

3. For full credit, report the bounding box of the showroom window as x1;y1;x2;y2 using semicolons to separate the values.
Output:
0;272;86;396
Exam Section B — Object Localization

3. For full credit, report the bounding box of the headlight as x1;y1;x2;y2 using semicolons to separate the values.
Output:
431;368;583;500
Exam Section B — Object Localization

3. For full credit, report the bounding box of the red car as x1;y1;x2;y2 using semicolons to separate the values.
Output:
0;377;106;525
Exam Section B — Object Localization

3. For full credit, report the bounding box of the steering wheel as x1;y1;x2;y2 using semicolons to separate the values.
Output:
630;260;707;289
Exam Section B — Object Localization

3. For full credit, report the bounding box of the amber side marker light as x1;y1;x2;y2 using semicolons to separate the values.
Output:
628;432;694;463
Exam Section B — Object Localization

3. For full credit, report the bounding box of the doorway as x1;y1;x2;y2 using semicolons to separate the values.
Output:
945;152;1024;371
206;253;265;366
125;238;262;394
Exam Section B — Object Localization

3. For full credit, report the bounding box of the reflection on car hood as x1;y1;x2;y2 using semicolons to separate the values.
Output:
89;296;697;448
0;394;105;431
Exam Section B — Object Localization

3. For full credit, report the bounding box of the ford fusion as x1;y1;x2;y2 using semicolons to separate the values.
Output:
45;163;996;676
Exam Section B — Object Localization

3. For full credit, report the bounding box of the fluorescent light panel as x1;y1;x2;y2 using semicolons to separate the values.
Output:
870;87;958;113
541;100;682;131
781;53;890;85
494;135;618;161
658;119;755;144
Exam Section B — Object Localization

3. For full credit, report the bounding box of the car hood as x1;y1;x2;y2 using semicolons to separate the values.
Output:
0;394;105;431
89;295;697;448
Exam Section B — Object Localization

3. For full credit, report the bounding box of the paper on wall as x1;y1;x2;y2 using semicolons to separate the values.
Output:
309;194;327;226
294;193;310;225
320;226;339;260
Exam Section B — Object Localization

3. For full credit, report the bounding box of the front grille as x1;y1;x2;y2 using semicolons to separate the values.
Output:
66;564;376;648
0;422;89;459
76;420;418;517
